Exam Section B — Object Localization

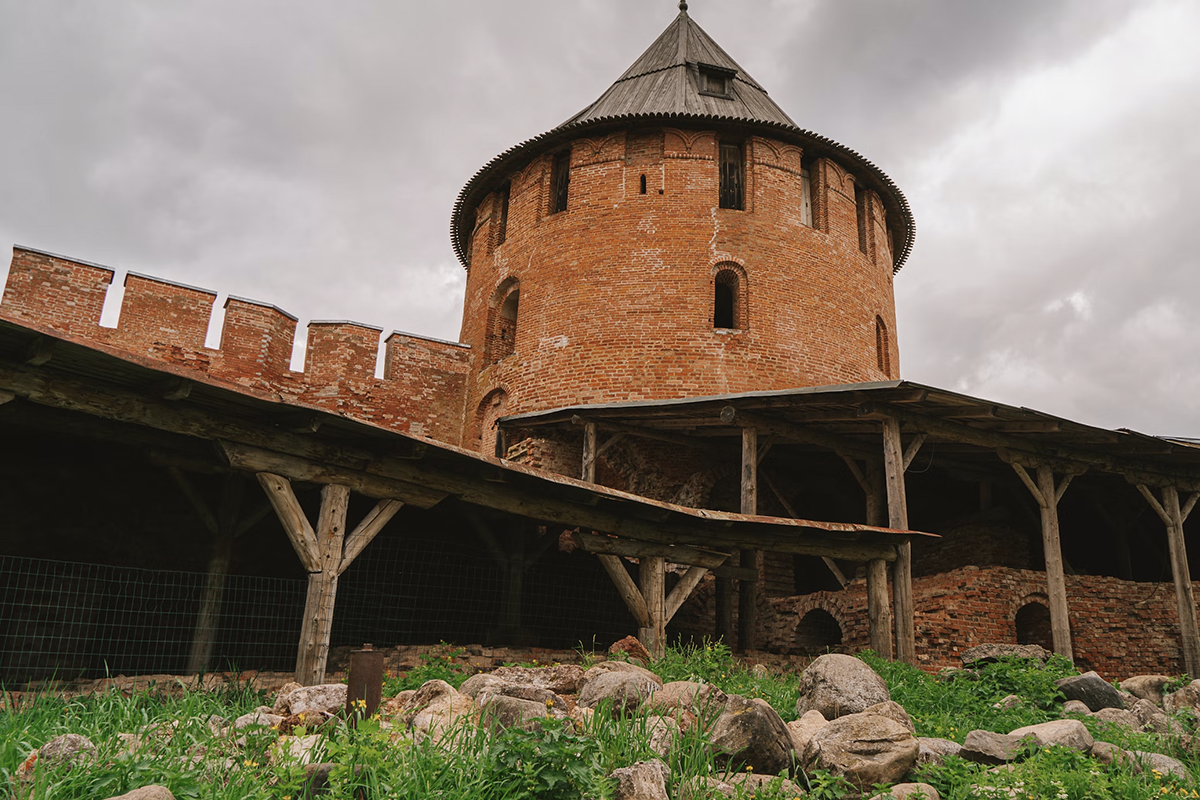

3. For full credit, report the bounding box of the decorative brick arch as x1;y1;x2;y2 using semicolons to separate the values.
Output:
475;387;509;457
710;261;749;331
485;278;520;364
1013;593;1054;650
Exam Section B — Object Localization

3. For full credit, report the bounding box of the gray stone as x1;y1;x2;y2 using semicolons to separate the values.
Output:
679;776;736;799
802;712;919;789
864;700;916;733
1163;680;1200;717
1127;750;1191;780
644;715;681;757
103;788;176;800
1090;741;1121;766
1092;707;1139;732
271;681;303;714
786;709;828;756
233;710;285;730
1131;698;1185;735
725;772;805;796
869;783;940;800
960;729;1024;764
916;737;962;766
609;758;670;800
580;661;663;693
579;670;658;714
1008;719;1094;753
709;694;796;776
480;693;564;731
1061;699;1091;715
391;679;478;740
960;643;1051;667
644;681;728;718
270;734;324;766
283;683;348;717
1055;671;1124;712
488;664;586;695
795;653;890;720
1120;675;1172;707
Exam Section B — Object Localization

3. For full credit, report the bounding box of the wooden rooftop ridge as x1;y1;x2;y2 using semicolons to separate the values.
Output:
450;6;916;273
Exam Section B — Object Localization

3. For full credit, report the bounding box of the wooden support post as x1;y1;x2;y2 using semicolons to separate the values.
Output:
882;418;915;664
597;554;651;628
665;566;709;623
639;556;666;659
866;559;893;659
582;421;598;482
1137;483;1200;676
256;474;396;685
1013;463;1074;660
738;427;758;653
188;528;233;674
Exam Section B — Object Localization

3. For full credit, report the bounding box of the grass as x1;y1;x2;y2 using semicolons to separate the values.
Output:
5;645;1200;799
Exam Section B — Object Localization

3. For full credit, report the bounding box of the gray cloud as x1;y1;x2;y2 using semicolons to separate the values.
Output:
0;0;1195;434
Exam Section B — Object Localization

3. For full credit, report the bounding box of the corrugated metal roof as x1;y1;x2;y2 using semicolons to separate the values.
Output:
450;8;916;274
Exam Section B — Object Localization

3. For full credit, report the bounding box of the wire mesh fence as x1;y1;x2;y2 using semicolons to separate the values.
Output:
0;535;634;685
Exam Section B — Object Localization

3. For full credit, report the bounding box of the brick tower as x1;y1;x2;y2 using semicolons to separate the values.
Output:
451;4;914;453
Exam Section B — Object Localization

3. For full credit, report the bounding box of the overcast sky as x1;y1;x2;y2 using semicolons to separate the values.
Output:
1;1;1197;436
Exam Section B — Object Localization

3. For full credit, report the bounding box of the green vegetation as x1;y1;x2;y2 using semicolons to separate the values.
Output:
5;646;1200;799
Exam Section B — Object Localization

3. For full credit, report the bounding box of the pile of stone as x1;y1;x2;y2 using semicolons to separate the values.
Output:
16;643;1200;800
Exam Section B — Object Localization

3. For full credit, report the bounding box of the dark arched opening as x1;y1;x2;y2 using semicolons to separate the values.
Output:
1015;602;1053;650
714;269;741;329
795;609;843;654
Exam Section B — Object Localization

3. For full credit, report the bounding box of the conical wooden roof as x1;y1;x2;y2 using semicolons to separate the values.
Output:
559;8;796;130
451;8;915;273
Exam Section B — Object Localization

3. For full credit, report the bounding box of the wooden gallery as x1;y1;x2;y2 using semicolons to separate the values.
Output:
1;6;1197;686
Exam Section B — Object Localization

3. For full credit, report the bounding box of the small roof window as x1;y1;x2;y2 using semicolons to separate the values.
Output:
697;62;736;99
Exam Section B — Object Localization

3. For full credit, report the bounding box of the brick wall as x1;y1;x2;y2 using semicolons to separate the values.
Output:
458;127;901;439
0;247;472;445
740;566;1186;680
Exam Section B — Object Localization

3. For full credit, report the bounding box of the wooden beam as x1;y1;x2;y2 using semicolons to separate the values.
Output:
570;532;729;569
639;556;666;659
1138;484;1200;676
901;433;927;471
720;405;875;459
256;472;320;572
866;559;892;659
294;484;349;685
1181;492;1199;524
24;336;55;366
223;442;446;509
882;418;914;665
339;499;403;575
168;466;221;536
0;389;14;405
865;401;1200;490
1011;463;1046;508
597;554;651;628
665;566;708;624
711;563;759;582
1035;466;1073;660
581;421;598;482
571;414;708;450
841;456;871;496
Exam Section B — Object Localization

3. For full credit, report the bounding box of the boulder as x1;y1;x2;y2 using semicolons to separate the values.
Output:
580;661;663;692
1055;671;1123;712
234;710;285;730
1120;675;1172;707
270;734;324;766
709;694;796;776
609;635;653;666
1061;700;1091;715
282;683;348;717
103;788;176;800
579;670;658;714
645;681;728;719
725;772;805;796
1163;679;1200;716
960;643;1051;667
960;729;1024;764
1131;698;1185;735
479;693;564;731
864;700;916;733
802;712;918;789
795;654;890;720
1127;750;1191;780
1092;707;1139;732
916;737;962;766
609;758;670;800
458;673;507;699
16;734;96;783
271;681;303;714
1090;741;1121;766
786;710;828;755
391;679;477;740
1008;719;1093;753
679;776;736;799
645;715;681;757
487;664;585;695
992;694;1021;711
868;783;940;800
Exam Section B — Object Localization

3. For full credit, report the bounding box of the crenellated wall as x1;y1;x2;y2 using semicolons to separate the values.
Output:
1;246;472;445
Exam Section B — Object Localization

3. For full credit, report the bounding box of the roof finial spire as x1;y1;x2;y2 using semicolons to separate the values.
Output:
679;1;688;11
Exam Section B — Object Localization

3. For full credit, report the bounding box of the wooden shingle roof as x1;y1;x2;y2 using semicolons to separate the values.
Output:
559;8;796;129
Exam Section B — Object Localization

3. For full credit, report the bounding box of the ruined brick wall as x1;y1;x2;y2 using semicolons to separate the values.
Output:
1;247;472;444
753;566;1186;680
458;127;901;446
